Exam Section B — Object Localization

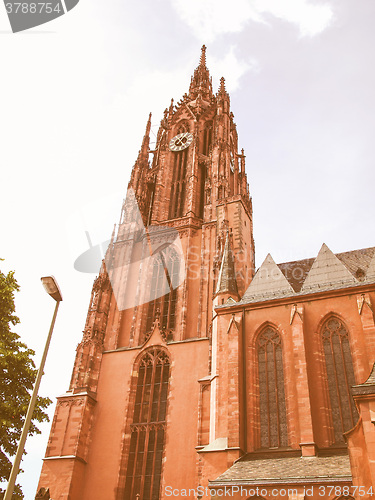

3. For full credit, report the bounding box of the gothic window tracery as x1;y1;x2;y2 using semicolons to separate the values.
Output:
169;122;190;219
146;247;180;334
257;326;288;449
124;348;170;500
176;121;189;134
321;317;358;443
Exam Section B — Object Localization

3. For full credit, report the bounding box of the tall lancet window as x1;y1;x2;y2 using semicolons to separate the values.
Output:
146;247;180;334
202;121;212;156
257;326;288;448
322;317;358;442
124;348;170;500
169;123;190;219
198;162;206;219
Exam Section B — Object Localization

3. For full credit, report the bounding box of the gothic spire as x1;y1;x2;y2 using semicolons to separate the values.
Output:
132;112;151;170
217;75;229;101
189;45;213;100
215;231;239;297
129;113;152;205
140;112;152;158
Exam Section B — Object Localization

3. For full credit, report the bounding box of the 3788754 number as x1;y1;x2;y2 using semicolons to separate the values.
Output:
5;3;61;14
318;485;373;496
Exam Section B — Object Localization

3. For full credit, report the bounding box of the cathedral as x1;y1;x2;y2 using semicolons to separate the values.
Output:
37;46;375;500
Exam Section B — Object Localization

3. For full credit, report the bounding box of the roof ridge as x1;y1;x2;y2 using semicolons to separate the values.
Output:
241;245;375;302
277;246;375;268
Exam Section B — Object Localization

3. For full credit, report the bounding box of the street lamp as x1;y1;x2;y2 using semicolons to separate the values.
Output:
4;276;62;500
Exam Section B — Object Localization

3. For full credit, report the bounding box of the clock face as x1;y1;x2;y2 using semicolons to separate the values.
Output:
169;132;193;152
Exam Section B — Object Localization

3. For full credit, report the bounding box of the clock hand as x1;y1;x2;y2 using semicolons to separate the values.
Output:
175;133;187;147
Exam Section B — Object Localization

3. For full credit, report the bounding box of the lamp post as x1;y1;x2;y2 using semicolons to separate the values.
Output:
4;276;62;500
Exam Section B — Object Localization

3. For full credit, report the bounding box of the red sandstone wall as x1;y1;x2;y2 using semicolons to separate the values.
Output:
74;337;210;499
346;417;373;497
239;291;375;452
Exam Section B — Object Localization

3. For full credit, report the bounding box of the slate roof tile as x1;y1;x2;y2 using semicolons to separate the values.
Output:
240;246;375;303
210;453;352;485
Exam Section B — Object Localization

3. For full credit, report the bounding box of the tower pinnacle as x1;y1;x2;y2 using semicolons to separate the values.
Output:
141;112;152;154
189;45;212;100
215;231;239;298
200;44;207;67
135;112;152;162
219;76;226;92
129;113;152;214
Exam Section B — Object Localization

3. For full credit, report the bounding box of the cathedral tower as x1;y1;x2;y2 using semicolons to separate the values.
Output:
37;44;375;500
37;46;254;499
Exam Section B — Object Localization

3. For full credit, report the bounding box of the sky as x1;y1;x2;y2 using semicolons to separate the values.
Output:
1;0;375;496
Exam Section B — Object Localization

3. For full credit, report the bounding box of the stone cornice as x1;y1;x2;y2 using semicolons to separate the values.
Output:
215;282;375;315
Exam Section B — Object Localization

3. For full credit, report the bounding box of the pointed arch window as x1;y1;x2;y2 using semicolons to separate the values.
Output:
198;161;206;218
202;121;213;156
257;326;288;448
322;317;358;443
124;348;170;500
146;247;180;334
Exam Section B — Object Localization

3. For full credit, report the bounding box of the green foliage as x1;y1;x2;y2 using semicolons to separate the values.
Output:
0;263;51;499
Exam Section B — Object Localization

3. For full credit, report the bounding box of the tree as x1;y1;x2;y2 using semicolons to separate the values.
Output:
0;263;51;499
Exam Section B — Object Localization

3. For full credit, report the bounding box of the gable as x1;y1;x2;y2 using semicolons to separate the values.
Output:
301;243;357;293
242;254;295;302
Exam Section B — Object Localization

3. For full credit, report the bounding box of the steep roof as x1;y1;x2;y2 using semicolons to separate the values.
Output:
337;246;375;277
242;254;294;302
278;258;315;293
365;249;375;280
300;243;358;293
241;245;375;304
210;453;352;486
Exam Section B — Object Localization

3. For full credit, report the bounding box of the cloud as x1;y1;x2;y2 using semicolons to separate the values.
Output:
171;0;261;41
209;46;259;92
171;0;333;40
254;0;334;37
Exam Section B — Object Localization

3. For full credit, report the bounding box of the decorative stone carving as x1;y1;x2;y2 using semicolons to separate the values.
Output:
35;488;50;500
93;273;110;293
57;397;85;408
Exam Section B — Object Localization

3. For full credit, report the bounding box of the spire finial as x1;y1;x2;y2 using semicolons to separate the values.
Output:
138;112;152;160
200;45;207;67
146;112;152;134
111;224;116;244
220;76;226;92
144;112;152;140
189;44;212;100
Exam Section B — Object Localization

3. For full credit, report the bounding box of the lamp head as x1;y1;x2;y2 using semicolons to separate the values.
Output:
41;276;63;302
